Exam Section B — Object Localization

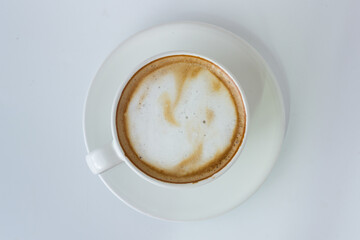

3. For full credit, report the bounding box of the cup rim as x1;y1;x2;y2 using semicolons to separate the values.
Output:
109;51;249;188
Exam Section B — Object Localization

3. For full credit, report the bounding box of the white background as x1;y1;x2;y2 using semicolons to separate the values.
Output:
1;0;360;239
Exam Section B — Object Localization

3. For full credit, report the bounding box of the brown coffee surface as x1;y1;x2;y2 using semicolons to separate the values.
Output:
116;55;246;183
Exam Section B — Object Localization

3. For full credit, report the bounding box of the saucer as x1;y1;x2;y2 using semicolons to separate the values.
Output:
83;22;286;221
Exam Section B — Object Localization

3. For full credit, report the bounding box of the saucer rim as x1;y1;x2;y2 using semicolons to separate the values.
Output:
83;21;286;221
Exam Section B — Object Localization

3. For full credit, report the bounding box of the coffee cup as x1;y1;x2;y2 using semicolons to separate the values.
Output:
86;52;249;187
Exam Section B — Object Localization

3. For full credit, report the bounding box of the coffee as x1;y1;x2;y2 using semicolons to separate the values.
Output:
116;55;246;183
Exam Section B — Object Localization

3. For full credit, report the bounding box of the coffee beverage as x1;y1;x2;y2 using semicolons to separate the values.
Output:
116;55;246;183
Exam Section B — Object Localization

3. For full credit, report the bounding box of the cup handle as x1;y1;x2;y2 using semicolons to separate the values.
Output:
86;141;124;174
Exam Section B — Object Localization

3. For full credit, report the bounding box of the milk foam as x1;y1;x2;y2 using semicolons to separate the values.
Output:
125;63;238;175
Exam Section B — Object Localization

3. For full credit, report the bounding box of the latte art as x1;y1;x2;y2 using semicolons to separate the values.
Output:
116;55;246;183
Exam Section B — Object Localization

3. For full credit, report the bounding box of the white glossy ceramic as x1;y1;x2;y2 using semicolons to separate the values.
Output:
83;22;286;221
86;51;249;188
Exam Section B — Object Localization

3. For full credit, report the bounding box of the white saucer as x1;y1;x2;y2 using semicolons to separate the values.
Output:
84;22;286;221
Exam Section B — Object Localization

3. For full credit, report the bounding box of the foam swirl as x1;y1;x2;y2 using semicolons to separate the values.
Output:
116;55;246;183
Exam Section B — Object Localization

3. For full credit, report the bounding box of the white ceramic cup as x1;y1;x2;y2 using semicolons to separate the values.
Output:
86;52;249;188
